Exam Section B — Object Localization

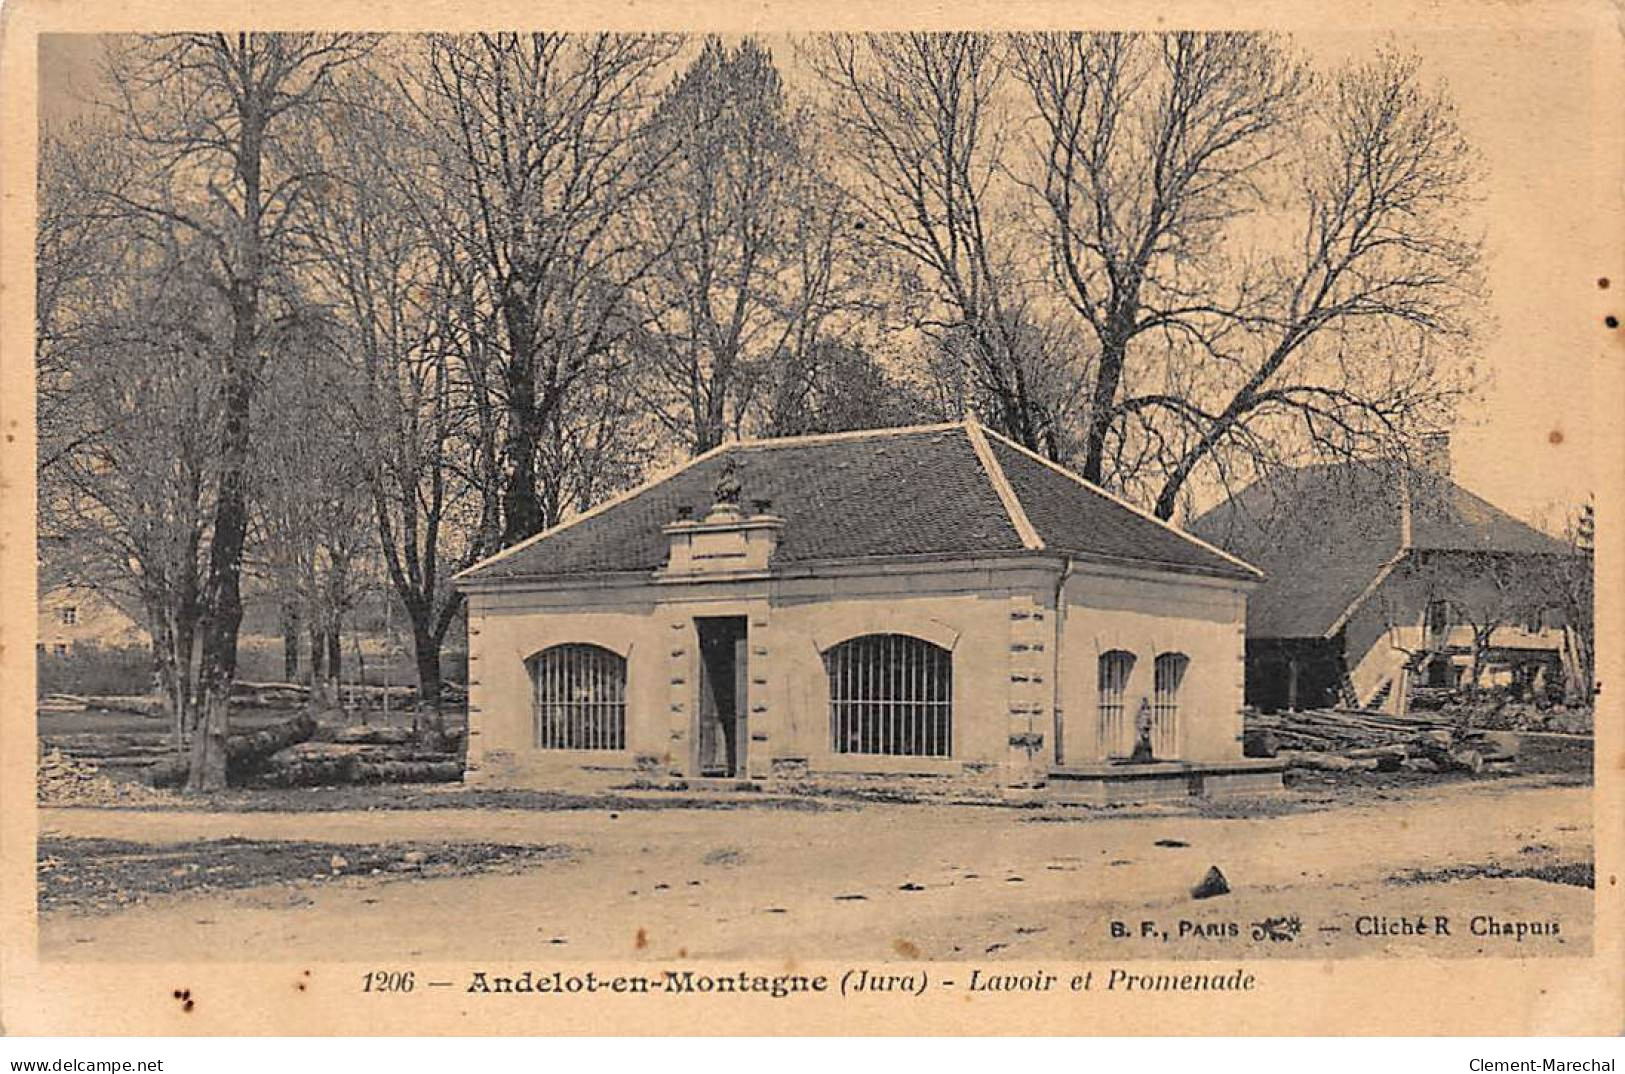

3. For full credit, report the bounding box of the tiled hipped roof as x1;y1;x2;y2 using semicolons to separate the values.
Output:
1188;462;1573;640
457;422;1259;585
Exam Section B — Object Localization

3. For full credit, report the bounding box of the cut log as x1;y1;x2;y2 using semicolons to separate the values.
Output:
1446;749;1485;775
331;725;414;746
1243;728;1279;758
143;710;317;788
272;741;456;764
258;752;462;787
1415;729;1456;752
1278;750;1379;773
226;711;317;774
353;760;462;784
1345;745;1407;772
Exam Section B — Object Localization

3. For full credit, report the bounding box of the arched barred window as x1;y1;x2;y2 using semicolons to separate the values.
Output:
1152;652;1189;759
528;643;627;750
825;633;952;757
1098;650;1136;758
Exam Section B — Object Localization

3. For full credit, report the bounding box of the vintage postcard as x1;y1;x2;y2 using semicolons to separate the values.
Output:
0;0;1620;1037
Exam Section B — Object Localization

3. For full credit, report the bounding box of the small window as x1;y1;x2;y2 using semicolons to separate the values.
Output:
59;606;77;626
1425;600;1451;636
1151;652;1189;759
52;643;68;657
529;644;627;750
1098;650;1136;758
826;633;952;757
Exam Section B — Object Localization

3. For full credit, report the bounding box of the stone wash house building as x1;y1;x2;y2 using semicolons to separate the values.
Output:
1189;437;1581;715
455;421;1283;801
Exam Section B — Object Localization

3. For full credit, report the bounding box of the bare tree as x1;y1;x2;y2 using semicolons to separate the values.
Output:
404;33;681;545
96;33;376;789
759;339;937;437
1011;35;1481;515
301;72;490;710
538;354;663;519
1147;49;1482;518
250;323;374;709
633;37;854;453
807;33;1081;458
1403;549;1563;705
38;221;222;749
36;122;127;477
1010;33;1304;490
1551;500;1595;701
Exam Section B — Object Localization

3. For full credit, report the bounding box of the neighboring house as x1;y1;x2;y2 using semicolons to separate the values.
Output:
455;421;1282;801
36;585;147;656
1189;436;1580;714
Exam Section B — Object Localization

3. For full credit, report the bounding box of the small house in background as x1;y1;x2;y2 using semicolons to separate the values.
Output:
1189;435;1582;714
455;421;1282;802
36;585;146;657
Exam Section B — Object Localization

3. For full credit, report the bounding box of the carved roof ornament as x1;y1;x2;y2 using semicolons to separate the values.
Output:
714;457;743;507
660;453;785;578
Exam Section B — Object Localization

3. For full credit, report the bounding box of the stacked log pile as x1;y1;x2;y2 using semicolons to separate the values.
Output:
41;682;469;789
1244;708;1520;774
230;680;423;708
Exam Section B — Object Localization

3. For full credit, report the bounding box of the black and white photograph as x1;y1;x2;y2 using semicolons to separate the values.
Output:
1;0;1619;1042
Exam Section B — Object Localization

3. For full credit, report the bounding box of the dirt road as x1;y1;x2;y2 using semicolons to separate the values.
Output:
38;779;1593;961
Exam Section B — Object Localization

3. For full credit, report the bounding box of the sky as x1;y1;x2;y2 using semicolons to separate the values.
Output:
34;26;1609;532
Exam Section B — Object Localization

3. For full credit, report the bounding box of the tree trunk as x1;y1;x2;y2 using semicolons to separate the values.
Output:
308;621;326;702
187;85;265;793
189;366;253;793
411;622;443;710
281;597;300;681
1080;335;1127;485
1468;626;1493;706
147;607;185;753
326;626;343;700
499;299;543;545
189;669;232;791
167;605;196;752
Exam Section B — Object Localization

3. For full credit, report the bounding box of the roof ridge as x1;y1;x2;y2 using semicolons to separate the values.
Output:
725;420;965;451
978;424;1264;579
452;440;735;583
964;420;1044;551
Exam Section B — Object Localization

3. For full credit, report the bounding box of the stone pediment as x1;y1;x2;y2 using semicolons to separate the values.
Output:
661;500;785;578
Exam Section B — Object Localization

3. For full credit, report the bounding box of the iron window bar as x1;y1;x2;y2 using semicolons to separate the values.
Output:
530;643;627;750
1151;651;1189;760
1098;649;1136;759
825;633;952;758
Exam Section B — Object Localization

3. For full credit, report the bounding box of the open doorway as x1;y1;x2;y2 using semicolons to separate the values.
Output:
695;616;748;777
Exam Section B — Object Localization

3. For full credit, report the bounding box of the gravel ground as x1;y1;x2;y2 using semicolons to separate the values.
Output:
38;836;570;914
37;778;1594;962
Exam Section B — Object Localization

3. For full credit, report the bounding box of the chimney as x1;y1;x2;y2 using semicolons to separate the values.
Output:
1419;432;1451;479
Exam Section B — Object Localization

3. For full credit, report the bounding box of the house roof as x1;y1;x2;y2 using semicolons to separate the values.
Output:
1188;461;1572;639
457;421;1259;586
